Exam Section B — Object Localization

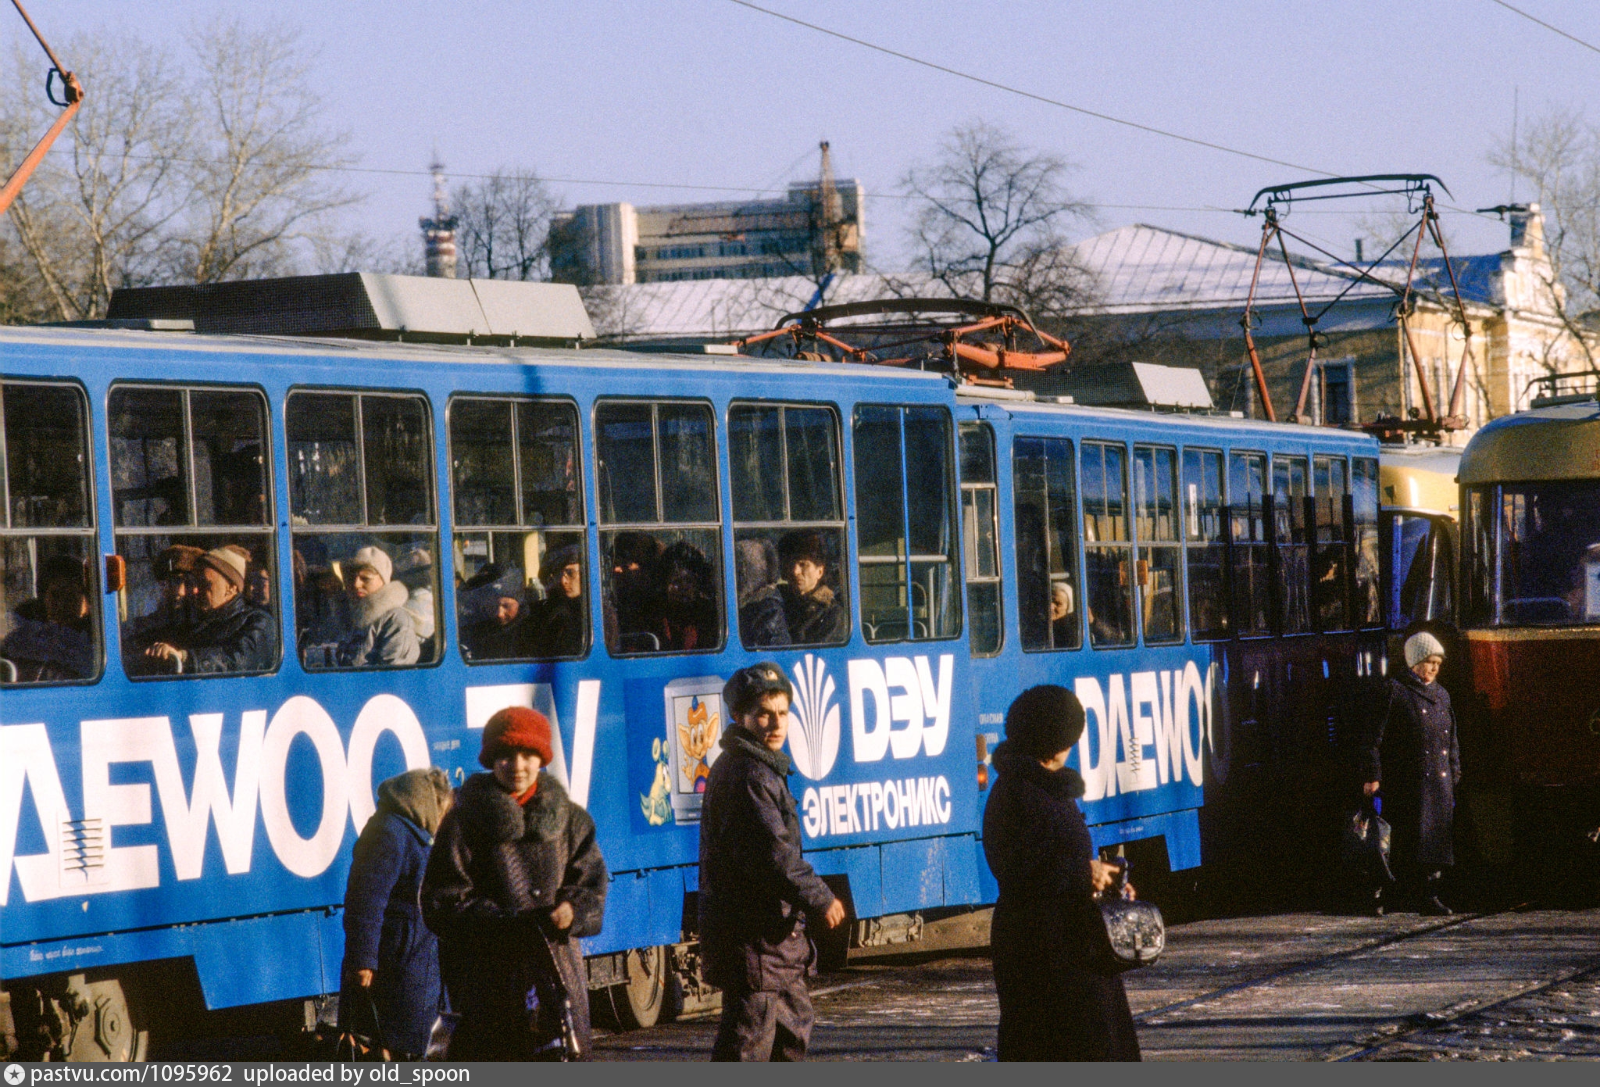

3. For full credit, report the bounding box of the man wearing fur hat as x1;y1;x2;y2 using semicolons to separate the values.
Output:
698;663;846;1061
1359;631;1460;915
984;685;1141;1061
422;706;607;1060
335;545;421;668
140;546;276;675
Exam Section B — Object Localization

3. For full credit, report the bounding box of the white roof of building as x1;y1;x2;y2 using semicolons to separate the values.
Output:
1069;224;1394;315
587;223;1414;341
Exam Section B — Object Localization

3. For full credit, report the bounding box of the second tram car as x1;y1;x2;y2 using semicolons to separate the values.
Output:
1;281;1391;1057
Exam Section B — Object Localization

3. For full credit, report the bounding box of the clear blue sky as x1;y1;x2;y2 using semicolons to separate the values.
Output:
20;0;1600;268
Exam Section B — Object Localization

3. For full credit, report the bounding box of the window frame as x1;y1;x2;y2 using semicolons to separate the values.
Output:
1227;449;1272;639
446;393;590;663
851;403;963;645
0;377;102;686
1271;452;1313;636
285;386;441;671
1312;453;1353;633
959;421;1003;657
729;399;850;651
1081;439;1136;650
1133;442;1186;646
1181;445;1230;642
108;380;281;679
593;396;725;656
1013;433;1083;653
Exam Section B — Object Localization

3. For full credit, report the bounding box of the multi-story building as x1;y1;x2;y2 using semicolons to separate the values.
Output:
549;179;864;285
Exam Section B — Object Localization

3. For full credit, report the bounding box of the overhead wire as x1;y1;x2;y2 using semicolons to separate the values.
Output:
1486;0;1600;56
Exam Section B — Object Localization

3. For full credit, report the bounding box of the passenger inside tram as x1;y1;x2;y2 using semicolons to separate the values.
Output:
535;542;586;658
1049;582;1076;647
124;544;204;659
458;563;533;661
334;545;421;668
777;530;848;646
0;554;95;682
137;546;276;676
394;547;437;656
735;536;790;648
656;541;719;652
603;531;664;652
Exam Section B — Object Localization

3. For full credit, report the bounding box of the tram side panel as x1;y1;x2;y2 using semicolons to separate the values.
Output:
1;342;986;1022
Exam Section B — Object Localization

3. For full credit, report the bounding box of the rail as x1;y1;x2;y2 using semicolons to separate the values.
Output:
1528;369;1600;408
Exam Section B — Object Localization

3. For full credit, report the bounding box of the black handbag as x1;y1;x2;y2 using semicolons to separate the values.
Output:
318;989;404;1062
1340;800;1395;885
1093;860;1165;973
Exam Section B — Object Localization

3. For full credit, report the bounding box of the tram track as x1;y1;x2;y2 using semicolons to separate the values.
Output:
1134;905;1526;1026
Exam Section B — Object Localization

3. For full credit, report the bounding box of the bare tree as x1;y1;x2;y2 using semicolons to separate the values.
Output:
166;19;359;284
1;35;187;320
453;169;559;280
1489;106;1600;369
901;120;1094;314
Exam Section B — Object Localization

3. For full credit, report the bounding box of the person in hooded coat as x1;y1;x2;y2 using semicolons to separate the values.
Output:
698;663;846;1061
1358;630;1461;915
422;707;607;1061
335;546;420;668
734;537;790;649
984;685;1141;1062
340;767;454;1057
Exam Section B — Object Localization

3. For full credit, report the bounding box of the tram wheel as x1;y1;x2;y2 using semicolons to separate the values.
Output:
606;945;669;1031
8;974;148;1062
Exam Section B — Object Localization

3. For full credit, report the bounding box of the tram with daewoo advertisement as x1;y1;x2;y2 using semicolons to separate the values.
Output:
2;275;1386;1058
1456;372;1600;877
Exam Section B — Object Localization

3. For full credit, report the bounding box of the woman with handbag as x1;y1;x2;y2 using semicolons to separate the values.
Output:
421;707;608;1060
339;766;454;1059
983;685;1141;1062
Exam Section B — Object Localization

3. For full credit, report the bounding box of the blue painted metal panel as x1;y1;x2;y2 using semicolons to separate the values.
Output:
941;834;981;904
881;837;945;911
809;845;883;919
1088;808;1202;872
645;867;688;944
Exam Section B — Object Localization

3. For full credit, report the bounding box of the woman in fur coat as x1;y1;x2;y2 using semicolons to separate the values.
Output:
422;707;608;1060
335;546;420;667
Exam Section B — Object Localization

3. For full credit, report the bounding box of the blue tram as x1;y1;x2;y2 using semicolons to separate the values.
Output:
0;281;1383;1057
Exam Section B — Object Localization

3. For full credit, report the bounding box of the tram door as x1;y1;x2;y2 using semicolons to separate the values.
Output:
1383;511;1456;632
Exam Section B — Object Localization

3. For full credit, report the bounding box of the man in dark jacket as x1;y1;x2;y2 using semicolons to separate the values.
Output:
139;547;276;675
984;685;1141;1061
1359;631;1461;915
422;707;607;1060
698;663;846;1061
777;532;847;645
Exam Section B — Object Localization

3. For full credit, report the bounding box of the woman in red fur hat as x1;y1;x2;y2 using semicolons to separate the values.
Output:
422;706;608;1060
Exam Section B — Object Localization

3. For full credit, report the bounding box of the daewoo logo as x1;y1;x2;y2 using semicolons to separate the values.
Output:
787;654;840;781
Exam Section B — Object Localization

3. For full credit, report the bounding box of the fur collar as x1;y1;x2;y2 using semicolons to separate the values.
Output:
991;740;1086;800
350;579;409;629
458;770;569;843
721;726;792;777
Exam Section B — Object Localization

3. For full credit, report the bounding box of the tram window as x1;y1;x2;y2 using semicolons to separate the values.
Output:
1273;454;1312;635
1014;435;1080;652
960;423;1002;656
449;397;587;662
1352;457;1381;627
1313;455;1351;632
1469;481;1600;627
0;381;101;685
1134;445;1183;644
1182;448;1228;640
111;384;278;679
287;391;440;670
1228;451;1271;636
853;405;960;644
1082;441;1134;648
730;403;848;649
596;400;722;654
1392;513;1455;630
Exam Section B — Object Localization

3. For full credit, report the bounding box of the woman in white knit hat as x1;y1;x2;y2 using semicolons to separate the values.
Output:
1357;630;1460;915
334;544;421;668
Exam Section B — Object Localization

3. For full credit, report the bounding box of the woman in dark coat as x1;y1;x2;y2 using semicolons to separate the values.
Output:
340;767;453;1057
1359;631;1460;914
421;707;608;1060
983;685;1141;1062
